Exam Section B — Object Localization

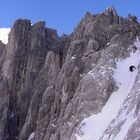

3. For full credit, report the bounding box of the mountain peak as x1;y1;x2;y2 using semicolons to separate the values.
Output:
0;7;140;140
104;5;118;17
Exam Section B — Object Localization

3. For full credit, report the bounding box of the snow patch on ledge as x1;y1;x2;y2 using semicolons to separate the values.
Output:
28;132;35;140
0;28;10;44
134;36;140;49
75;45;140;140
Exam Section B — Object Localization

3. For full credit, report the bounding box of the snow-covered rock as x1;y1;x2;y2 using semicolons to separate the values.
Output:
74;38;140;140
99;38;140;140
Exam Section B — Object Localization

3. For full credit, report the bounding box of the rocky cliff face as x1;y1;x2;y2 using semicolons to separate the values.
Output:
0;7;140;140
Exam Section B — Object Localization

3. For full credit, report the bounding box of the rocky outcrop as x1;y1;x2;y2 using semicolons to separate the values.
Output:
0;7;140;140
0;41;5;57
0;19;61;140
19;51;60;140
0;78;9;140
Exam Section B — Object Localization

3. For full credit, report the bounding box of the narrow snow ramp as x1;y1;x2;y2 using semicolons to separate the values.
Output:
75;45;140;140
101;38;140;140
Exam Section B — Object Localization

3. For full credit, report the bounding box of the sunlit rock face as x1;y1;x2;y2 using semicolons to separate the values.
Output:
0;7;140;140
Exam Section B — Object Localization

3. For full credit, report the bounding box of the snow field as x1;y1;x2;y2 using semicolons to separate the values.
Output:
75;38;140;140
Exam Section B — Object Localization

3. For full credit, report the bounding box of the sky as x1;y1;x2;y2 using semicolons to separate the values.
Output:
0;0;140;35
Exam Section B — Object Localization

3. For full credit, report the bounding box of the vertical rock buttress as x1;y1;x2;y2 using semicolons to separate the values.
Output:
1;19;61;140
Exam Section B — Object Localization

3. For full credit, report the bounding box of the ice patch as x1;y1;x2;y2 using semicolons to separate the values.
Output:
9;112;14;118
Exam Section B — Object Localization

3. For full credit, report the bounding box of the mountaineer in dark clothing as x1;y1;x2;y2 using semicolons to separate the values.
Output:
129;65;136;72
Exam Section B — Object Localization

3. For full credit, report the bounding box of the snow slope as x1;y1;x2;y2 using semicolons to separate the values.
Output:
75;40;140;140
0;28;10;44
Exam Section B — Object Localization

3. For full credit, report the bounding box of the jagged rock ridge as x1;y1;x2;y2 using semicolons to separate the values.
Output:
0;7;140;140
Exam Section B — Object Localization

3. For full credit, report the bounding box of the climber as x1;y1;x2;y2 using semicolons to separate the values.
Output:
129;65;136;72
